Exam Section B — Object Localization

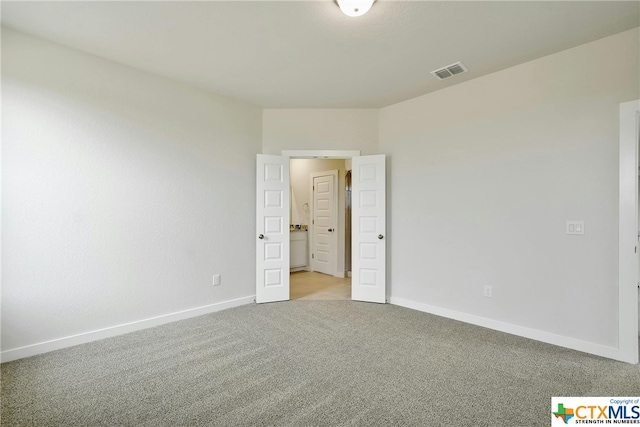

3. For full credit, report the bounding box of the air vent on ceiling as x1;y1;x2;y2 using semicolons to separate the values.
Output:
431;61;468;80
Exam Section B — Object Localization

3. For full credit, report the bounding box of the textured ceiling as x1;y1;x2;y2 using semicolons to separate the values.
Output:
2;1;639;108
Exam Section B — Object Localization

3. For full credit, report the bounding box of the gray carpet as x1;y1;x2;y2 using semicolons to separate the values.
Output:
2;301;639;426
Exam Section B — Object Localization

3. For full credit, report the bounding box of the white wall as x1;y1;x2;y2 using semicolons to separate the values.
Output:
4;23;638;362
290;159;346;275
262;109;378;155
380;29;639;349
1;28;262;355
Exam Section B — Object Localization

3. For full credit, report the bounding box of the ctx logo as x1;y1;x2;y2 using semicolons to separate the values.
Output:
575;405;608;419
552;403;575;424
553;397;640;425
553;403;609;424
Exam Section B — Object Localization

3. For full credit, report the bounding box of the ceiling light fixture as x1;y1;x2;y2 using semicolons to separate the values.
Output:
337;0;375;17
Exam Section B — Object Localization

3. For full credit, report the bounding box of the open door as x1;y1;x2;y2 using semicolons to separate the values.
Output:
351;154;386;303
256;154;290;303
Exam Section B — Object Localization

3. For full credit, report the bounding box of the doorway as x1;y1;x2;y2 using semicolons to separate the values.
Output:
256;150;386;305
289;159;348;299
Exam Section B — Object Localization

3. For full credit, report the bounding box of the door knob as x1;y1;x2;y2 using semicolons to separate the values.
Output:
328;228;334;232
258;234;264;239
378;234;384;239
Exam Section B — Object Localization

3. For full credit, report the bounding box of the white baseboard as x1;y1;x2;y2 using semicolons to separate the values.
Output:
5;295;631;364
1;295;255;363
390;297;631;363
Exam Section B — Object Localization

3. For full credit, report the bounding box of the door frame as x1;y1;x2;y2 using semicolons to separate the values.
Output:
618;99;640;364
309;170;339;277
283;150;361;160
270;150;387;304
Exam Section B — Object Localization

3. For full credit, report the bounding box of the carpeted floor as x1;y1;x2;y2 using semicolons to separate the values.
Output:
2;301;639;426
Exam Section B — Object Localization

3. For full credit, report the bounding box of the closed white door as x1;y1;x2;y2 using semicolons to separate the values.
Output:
311;174;335;275
256;154;290;303
352;154;386;303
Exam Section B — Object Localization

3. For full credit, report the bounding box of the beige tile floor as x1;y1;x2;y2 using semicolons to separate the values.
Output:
290;271;351;300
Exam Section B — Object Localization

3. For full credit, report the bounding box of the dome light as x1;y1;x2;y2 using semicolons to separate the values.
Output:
337;0;375;18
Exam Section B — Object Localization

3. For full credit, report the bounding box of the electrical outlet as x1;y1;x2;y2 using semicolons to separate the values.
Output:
483;285;493;298
213;275;221;286
566;221;585;235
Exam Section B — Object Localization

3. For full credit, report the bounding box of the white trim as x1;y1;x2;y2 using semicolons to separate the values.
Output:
309;170;339;277
282;150;360;159
390;297;626;362
618;99;640;364
1;295;255;363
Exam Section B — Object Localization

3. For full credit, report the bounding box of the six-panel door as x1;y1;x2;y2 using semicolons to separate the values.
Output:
351;155;386;303
256;155;290;303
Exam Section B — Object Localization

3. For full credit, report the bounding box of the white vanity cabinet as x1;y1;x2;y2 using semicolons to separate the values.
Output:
290;230;308;270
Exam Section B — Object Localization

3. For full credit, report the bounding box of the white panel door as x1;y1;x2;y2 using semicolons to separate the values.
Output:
311;174;335;275
256;155;289;303
352;154;386;303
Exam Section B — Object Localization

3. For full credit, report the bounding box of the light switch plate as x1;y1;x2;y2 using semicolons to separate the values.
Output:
566;221;585;235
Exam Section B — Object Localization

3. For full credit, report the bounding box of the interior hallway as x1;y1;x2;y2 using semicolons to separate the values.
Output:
290;271;350;300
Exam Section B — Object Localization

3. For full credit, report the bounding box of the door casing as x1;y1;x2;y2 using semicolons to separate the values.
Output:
618;99;640;364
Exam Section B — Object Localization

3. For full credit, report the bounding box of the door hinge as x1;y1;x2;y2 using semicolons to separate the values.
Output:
313;185;315;190
312;219;314;225
312;253;314;259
